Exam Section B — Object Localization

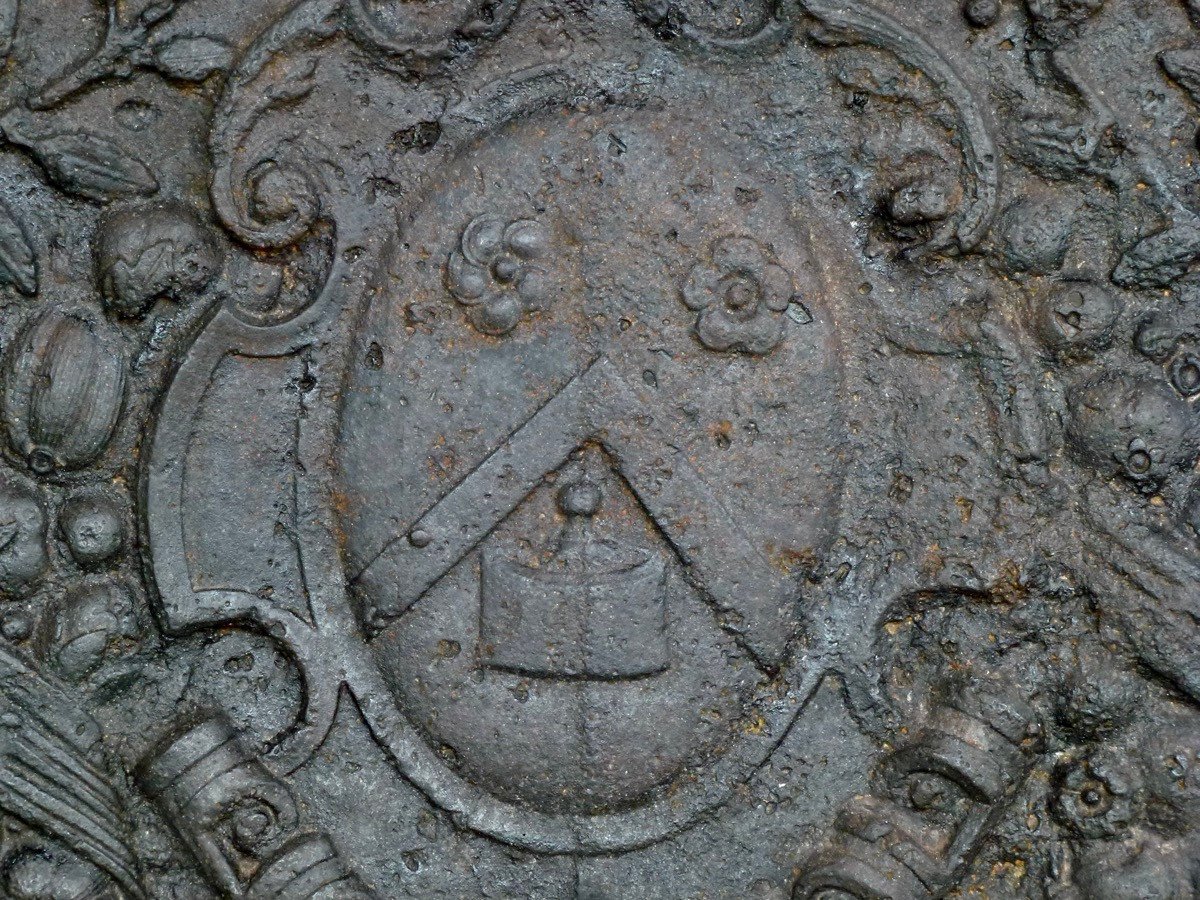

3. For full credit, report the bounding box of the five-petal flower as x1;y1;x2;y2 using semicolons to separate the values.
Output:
681;235;795;355
446;215;551;336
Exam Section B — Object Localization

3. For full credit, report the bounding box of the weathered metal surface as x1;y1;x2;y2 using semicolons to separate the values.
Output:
0;1;1197;897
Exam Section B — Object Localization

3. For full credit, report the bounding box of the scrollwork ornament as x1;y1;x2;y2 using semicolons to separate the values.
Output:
630;0;791;50
138;717;375;898
207;3;340;251
210;100;327;251
795;0;1000;256
344;0;523;68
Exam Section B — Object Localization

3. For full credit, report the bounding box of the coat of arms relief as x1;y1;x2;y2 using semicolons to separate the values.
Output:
0;1;1195;897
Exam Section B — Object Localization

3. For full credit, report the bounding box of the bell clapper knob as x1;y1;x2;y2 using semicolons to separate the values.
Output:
558;479;601;518
556;479;601;557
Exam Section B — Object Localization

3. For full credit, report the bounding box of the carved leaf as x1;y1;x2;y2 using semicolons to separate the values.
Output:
13;130;158;202
0;198;37;295
0;0;17;60
152;34;233;81
0;645;146;897
140;0;182;28
264;56;320;106
0;519;17;553
1083;487;1200;704
1160;47;1200;103
1112;224;1200;289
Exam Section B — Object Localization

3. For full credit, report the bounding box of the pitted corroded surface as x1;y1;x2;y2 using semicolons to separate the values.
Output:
0;1;1198;897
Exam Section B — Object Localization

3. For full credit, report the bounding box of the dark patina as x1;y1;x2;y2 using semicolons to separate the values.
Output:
0;0;1197;897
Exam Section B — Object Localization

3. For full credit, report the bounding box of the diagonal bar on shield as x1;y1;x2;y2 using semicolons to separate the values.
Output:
354;357;796;670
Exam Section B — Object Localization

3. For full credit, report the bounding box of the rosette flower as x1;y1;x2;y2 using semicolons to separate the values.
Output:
681;235;794;355
1052;749;1143;839
446;215;551;336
